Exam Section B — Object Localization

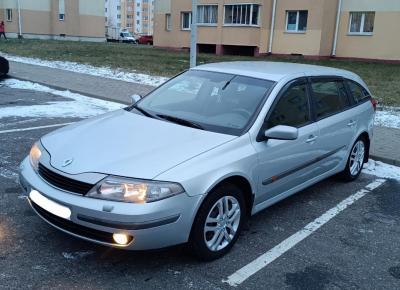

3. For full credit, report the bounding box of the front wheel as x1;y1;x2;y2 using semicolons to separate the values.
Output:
341;137;366;181
189;183;246;261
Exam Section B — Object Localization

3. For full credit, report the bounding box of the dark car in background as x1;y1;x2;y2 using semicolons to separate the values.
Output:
138;35;153;45
0;56;9;76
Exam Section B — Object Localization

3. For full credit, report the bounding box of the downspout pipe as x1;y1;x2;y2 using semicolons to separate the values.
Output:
268;0;277;54
332;0;342;56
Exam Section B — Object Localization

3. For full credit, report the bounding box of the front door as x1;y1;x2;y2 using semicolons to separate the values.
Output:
252;79;320;206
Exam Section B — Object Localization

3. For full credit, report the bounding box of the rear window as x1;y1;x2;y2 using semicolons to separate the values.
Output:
347;80;371;103
311;80;350;119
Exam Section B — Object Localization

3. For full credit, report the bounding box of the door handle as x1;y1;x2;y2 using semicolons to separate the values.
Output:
306;135;317;143
347;120;357;127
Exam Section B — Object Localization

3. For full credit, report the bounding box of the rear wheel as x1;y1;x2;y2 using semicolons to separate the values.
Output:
341;137;366;181
190;183;245;261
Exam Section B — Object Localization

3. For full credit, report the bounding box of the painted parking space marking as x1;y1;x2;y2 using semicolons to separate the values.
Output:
223;178;387;287
0;123;74;134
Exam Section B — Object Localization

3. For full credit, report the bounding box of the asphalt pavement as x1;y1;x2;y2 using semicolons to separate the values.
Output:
0;82;400;289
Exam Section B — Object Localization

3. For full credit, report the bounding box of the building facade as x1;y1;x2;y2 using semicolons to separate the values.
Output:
154;0;400;61
106;0;154;35
0;0;105;42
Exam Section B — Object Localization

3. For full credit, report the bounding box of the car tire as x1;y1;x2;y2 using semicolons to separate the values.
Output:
341;136;367;181
189;183;246;261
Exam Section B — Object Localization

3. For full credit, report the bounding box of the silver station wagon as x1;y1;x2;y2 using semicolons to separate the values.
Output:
20;62;376;260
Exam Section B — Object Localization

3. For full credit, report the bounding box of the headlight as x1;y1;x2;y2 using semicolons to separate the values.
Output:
87;176;185;203
29;142;42;170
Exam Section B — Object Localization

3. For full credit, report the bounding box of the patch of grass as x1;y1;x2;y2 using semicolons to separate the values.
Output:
1;39;399;106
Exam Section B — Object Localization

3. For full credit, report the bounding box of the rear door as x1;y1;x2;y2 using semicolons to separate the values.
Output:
252;78;320;205
345;79;375;135
310;77;356;173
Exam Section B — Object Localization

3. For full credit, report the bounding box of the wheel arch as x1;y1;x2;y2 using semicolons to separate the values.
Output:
358;131;371;163
202;174;255;217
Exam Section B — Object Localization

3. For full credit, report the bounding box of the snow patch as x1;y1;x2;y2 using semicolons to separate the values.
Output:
62;251;94;260
375;109;400;129
2;52;168;87
0;168;18;181
363;160;400;181
1;79;125;119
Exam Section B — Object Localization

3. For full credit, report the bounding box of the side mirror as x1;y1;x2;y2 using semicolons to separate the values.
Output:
264;125;298;140
130;94;142;105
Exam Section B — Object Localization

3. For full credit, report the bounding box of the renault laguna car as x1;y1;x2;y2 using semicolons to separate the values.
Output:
19;62;376;260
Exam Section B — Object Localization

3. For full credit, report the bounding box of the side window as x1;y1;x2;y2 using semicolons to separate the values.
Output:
267;83;310;129
311;80;349;119
347;81;370;103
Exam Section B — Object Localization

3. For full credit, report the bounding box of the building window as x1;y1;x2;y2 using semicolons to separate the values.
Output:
59;0;65;21
286;11;308;32
224;4;259;26
166;13;172;31
181;12;192;30
349;12;375;34
197;5;218;25
6;9;12;21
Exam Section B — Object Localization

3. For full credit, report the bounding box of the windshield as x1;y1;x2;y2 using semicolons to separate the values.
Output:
134;70;275;135
122;32;131;37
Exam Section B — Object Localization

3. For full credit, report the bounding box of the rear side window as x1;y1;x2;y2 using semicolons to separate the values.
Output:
347;81;370;103
311;80;349;119
267;83;310;129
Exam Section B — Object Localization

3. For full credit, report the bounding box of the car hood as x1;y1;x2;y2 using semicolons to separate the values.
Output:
41;110;236;179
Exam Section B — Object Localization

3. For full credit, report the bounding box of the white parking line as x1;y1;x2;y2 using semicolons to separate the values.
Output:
223;178;387;287
0;123;74;134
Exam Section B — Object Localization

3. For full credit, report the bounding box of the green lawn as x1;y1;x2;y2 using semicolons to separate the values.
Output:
1;39;399;106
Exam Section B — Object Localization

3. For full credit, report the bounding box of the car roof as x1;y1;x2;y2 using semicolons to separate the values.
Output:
193;61;360;83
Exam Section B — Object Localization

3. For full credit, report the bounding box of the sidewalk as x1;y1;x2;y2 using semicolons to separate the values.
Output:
8;61;154;104
7;61;400;166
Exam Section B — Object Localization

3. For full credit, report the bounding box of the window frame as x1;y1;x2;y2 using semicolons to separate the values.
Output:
285;10;308;33
197;4;218;26
165;13;172;31
181;11;192;30
308;76;353;121
223;4;260;27
348;11;375;36
6;9;13;22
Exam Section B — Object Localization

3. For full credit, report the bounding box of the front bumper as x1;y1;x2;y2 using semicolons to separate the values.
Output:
19;157;203;250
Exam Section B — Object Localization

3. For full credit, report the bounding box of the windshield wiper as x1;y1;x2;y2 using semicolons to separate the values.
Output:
130;105;156;119
156;114;204;130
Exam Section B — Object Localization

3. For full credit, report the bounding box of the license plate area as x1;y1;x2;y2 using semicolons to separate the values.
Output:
29;190;71;220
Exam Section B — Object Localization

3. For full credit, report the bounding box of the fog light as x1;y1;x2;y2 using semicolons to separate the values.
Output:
113;233;129;245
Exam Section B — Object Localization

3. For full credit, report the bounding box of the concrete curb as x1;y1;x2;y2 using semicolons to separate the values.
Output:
370;154;400;167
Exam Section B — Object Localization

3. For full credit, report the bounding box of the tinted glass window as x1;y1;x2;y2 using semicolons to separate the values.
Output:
312;80;349;119
347;81;370;103
267;83;310;129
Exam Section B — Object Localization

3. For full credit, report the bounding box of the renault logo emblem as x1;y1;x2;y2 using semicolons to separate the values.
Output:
61;158;74;167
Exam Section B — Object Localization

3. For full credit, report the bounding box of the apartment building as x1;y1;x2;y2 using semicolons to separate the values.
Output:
0;0;105;42
106;0;154;35
154;0;400;61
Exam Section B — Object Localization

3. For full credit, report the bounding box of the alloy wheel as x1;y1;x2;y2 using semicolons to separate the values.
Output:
349;140;365;176
203;196;241;252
